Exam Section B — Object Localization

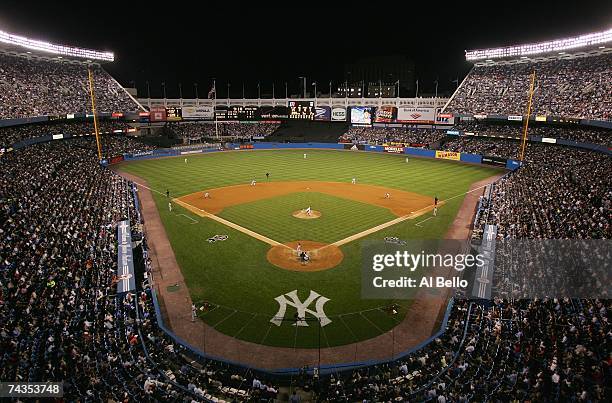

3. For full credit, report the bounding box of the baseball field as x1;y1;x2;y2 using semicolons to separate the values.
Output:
117;149;501;349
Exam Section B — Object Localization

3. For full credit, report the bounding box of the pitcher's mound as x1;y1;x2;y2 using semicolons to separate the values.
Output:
267;241;343;272
292;210;322;219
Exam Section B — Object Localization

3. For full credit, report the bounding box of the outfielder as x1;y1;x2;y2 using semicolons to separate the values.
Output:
168;202;172;212
303;153;307;159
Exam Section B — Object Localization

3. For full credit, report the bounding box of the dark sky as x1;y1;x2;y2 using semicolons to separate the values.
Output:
1;1;610;97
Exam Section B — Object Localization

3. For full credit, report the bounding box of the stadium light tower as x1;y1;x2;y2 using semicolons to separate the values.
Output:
465;27;612;61
0;29;114;61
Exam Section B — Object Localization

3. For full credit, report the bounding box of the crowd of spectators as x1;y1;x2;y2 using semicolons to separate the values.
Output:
0;137;271;401
167;122;279;141
319;298;610;402
0;53;140;119
451;121;612;147
0;120;135;148
441;137;523;159
339;126;447;146
472;144;611;239
446;53;612;120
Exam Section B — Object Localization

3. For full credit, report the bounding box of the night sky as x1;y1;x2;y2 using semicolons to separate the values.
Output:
1;1;610;97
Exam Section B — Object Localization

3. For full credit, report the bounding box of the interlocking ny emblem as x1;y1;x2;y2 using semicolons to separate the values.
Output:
270;290;331;327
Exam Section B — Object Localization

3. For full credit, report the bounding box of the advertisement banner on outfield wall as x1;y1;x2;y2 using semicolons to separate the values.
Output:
332;107;347;121
109;155;125;164
351;106;373;125
507;115;523;121
374;106;397;123
481;155;507;166
314;106;331;121
182;106;214;119
435;150;461;161
397;107;436;124
383;145;404;153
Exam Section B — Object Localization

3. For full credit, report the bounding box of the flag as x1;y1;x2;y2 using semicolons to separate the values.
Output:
207;83;216;99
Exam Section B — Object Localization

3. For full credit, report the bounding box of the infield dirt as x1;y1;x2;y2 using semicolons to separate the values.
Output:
177;181;433;217
267;240;344;272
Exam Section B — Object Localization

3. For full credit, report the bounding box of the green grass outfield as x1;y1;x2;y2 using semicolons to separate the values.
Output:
118;149;500;348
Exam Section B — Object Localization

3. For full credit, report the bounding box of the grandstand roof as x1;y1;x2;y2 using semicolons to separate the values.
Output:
465;27;612;63
0;28;114;62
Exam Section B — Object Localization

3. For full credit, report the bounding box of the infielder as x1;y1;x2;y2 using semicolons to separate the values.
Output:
251;179;256;186
351;177;356;184
203;192;210;199
385;192;390;199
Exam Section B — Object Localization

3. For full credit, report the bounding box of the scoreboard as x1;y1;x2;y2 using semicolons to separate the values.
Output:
166;107;182;121
288;100;315;120
215;106;259;121
236;106;258;120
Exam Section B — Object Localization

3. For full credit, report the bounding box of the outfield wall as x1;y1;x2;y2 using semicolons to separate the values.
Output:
117;142;520;171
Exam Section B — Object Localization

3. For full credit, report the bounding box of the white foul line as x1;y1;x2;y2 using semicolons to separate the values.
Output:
415;216;434;227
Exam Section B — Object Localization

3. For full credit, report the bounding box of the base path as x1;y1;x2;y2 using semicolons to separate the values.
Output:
116;170;503;370
177;181;432;217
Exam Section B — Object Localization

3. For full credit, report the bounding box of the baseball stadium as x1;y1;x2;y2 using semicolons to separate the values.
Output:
0;6;610;402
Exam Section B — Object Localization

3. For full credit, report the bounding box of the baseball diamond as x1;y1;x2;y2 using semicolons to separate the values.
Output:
117;149;502;349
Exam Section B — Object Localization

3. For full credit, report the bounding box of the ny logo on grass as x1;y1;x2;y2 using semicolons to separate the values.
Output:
270;290;332;327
